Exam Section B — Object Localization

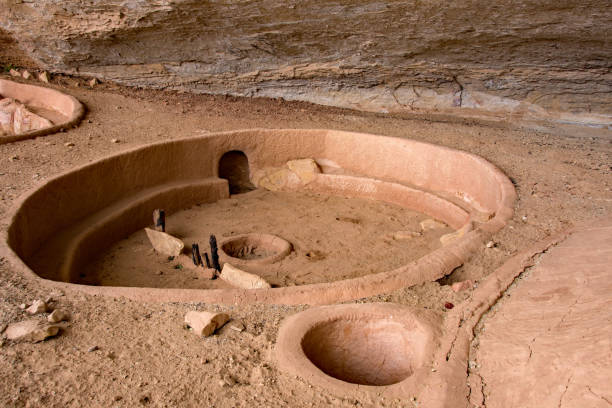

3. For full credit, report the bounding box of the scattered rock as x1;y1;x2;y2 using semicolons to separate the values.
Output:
392;230;421;240
38;71;50;83
47;309;69;323
21;70;32;80
9;69;20;77
451;280;474;293
49;289;64;298
256;168;301;191
220;263;271;289
286;158;321;184
64;142;75;147
89;78;99;87
144;227;184;257
229;321;245;332
420;219;447;231
5;319;60;343
1;98;53;135
26;300;47;315
88;345;99;352
184;311;229;337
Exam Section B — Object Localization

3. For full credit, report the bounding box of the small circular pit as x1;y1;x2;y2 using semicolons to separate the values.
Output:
219;233;292;265
276;303;437;397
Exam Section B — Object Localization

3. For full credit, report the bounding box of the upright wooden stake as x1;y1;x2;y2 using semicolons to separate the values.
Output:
209;235;221;272
153;209;165;232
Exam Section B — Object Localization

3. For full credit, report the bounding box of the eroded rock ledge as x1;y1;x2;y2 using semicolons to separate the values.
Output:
1;0;610;126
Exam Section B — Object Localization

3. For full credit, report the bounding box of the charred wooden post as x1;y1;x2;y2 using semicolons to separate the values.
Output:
153;209;165;232
209;235;221;272
191;243;202;266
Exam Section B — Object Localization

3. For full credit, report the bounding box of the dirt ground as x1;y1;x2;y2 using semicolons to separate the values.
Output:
80;190;450;289
0;72;610;407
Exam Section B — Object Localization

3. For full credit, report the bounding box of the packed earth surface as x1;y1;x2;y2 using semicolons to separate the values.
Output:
0;71;611;407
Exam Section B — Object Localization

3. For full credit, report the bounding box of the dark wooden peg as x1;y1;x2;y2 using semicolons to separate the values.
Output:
209;234;221;272
153;209;165;232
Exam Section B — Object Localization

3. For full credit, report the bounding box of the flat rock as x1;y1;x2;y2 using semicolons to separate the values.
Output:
451;280;474;293
393;230;422;240
184;311;229;337
420;219;447;231
286;158;320;184
220;263;271;289
145;227;184;257
26;299;47;315
5;319;60;343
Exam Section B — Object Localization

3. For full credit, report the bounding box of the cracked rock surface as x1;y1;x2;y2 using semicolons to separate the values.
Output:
472;220;612;408
1;0;610;125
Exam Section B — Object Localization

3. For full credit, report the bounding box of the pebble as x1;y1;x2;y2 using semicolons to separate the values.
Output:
229;321;245;332
47;309;69;323
26;300;47;315
89;78;98;87
64;142;75;147
21;70;32;80
19;303;26;310
110;138;119;143
88;345;99;352
9;68;21;77
9;155;19;162
486;241;495;248
444;302;454;309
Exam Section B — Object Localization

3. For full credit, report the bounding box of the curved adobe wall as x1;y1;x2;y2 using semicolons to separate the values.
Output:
0;79;85;144
1;129;515;304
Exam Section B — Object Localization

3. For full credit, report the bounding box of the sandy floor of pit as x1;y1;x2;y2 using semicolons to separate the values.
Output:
81;190;450;288
0;71;610;408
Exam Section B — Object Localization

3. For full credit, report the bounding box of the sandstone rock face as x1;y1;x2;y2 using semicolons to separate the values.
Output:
1;1;610;125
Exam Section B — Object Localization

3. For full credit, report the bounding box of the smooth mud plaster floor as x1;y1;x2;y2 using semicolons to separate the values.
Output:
0;73;611;407
81;190;450;289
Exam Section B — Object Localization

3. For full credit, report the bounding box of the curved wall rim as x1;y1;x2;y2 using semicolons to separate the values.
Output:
0;129;516;304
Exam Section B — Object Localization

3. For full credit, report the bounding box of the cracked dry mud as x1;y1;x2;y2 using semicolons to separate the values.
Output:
0;73;611;407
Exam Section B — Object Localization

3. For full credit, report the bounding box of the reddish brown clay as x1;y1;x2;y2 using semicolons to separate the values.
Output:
0;129;515;304
275;303;440;398
0;79;84;144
